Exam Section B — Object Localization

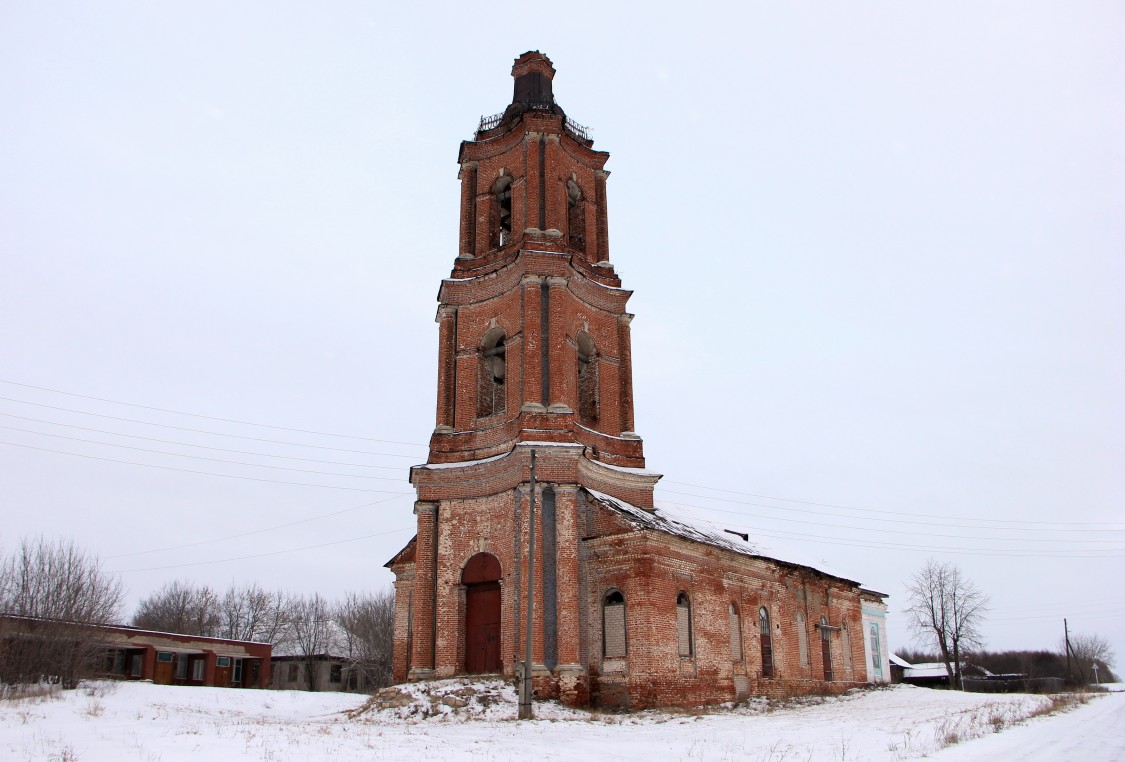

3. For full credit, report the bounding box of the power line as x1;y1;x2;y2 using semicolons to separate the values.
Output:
0;440;415;494
0;411;419;463
0;397;424;456
0;424;407;481
654;502;1124;559
112;527;414;573
658;487;1125;532
661;480;1125;528
105;493;413;560
655;497;1125;545
0;379;427;447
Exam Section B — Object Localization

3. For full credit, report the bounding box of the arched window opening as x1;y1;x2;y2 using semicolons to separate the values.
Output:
759;606;774;677
820;615;833;681
729;604;742;661
490;176;513;249
576;331;599;422
478;328;506;418
869;624;883;680
603;590;626;658
676;592;693;657
567;178;585;253
797;611;809;668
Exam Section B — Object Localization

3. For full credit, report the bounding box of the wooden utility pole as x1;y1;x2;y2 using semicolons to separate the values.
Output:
1064;618;1072;683
518;450;537;720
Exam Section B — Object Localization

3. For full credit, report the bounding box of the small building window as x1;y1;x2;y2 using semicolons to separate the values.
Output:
567;178;585;253
478;328;506;418
677;592;693;657
156;652;173;663
175;655;187;680
603;590;627;658
330;664;342;683
821;616;833;682
490;175;513;249
577;331;599;422
192;659;205;681
216;656;231;668
759;607;774;678
130;654;144;678
729;604;742;661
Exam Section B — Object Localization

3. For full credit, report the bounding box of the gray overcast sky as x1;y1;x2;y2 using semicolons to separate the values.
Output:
1;2;1122;663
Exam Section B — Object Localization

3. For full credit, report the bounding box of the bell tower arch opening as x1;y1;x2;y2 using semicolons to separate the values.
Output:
462;552;502;674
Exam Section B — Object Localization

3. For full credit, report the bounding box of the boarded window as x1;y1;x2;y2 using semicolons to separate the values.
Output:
729;604;742;660
603;590;626;658
677;592;693;657
577;331;599;422
478;328;506;418
797;612;809;667
759;607;774;677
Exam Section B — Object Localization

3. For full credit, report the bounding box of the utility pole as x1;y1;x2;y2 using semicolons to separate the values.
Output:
518;450;537;720
1064;618;1073;684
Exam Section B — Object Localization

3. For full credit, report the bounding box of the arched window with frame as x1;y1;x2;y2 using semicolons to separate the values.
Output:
759;606;774;677
576;331;599;422
490;175;513;249
567;178;585;253
729;604;743;661
478;328;506;418
677;592;693;657
603;590;626;658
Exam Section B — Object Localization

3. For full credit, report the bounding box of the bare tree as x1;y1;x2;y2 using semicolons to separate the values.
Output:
132;580;221;636
0;537;125;688
335;589;395;691
1061;632;1117;683
905;559;989;688
219;583;290;645
287;593;339;691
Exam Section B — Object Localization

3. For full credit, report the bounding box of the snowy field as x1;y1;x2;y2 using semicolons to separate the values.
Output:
1;679;1122;761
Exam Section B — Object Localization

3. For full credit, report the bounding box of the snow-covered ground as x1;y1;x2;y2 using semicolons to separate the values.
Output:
1;679;1121;761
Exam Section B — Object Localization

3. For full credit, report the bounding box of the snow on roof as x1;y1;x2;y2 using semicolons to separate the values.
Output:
904;663;951;679
585;488;766;559
587;488;862;586
413;452;508;470
889;653;913;669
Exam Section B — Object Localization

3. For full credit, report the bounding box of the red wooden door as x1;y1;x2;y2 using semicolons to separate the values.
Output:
465;582;501;673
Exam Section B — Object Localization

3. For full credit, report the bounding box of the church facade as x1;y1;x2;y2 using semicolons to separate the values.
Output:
386;52;884;708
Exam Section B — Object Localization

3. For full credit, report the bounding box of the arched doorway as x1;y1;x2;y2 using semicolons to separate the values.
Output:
462;553;502;674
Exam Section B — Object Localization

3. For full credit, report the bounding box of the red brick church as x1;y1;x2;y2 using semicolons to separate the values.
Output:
386;52;884;708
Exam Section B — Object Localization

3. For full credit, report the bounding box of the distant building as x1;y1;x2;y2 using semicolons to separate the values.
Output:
270;654;370;693
385;52;888;709
0;615;271;688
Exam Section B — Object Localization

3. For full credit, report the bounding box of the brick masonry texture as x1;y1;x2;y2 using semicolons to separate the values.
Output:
386;52;874;708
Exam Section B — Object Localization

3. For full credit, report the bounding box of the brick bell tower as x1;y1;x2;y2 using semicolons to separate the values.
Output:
387;52;660;703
